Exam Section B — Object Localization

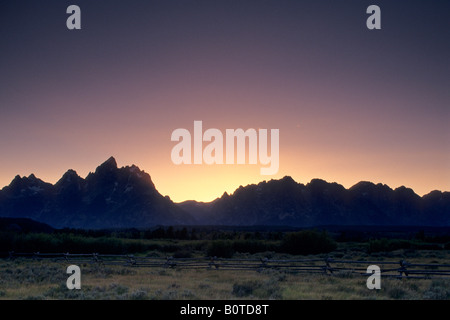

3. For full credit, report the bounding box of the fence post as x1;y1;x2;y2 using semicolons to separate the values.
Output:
127;254;136;266
8;251;14;260
208;256;219;269
165;256;176;268
399;260;409;277
259;257;269;272
92;253;100;264
324;257;333;274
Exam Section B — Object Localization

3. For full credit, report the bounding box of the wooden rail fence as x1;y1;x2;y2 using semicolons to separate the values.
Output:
2;252;450;279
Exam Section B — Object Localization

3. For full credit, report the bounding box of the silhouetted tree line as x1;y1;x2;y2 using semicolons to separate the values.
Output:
1;226;448;258
53;226;284;241
0;229;334;256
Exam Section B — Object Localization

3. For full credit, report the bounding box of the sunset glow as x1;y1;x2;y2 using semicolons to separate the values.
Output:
1;0;449;202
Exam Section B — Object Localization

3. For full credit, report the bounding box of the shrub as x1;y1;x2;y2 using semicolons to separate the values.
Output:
232;281;258;297
280;230;337;255
423;280;450;300
206;240;234;258
232;279;282;299
173;249;192;258
367;239;411;253
231;240;278;254
161;244;181;253
129;289;148;300
109;283;129;296
388;287;407;299
423;287;450;300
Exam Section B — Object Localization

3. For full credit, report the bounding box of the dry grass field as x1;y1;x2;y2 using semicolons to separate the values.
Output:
1;248;449;300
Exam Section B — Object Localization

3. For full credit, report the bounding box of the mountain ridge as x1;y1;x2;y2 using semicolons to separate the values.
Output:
0;158;449;229
0;157;194;229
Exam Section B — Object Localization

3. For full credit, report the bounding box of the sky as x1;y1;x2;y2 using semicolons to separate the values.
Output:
0;0;449;202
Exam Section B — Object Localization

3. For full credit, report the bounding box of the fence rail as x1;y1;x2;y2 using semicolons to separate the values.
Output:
2;251;450;279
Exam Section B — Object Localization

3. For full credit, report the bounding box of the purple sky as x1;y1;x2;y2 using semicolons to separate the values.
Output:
0;0;449;201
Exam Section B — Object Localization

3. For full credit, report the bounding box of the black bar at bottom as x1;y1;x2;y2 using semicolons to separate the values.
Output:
0;300;447;319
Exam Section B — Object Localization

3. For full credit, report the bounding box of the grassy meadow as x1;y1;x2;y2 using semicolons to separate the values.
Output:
1;227;449;300
0;246;449;300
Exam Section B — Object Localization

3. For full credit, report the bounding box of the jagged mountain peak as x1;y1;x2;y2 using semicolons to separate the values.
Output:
350;181;376;189
10;175;23;184
394;185;416;194
124;164;145;176
280;175;296;183
121;164;155;189
105;156;117;164
306;179;346;194
83;157;156;192
55;169;82;187
5;175;26;192
309;178;328;184
0;157;195;228
10;174;36;183
9;173;48;187
1;173;53;198
423;190;446;199
393;185;421;201
348;181;394;198
95;156;118;173
61;169;79;179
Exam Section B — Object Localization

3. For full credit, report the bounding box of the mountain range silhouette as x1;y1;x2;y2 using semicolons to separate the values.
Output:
0;157;448;229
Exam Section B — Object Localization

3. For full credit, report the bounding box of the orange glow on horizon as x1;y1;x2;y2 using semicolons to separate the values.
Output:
1;151;448;204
